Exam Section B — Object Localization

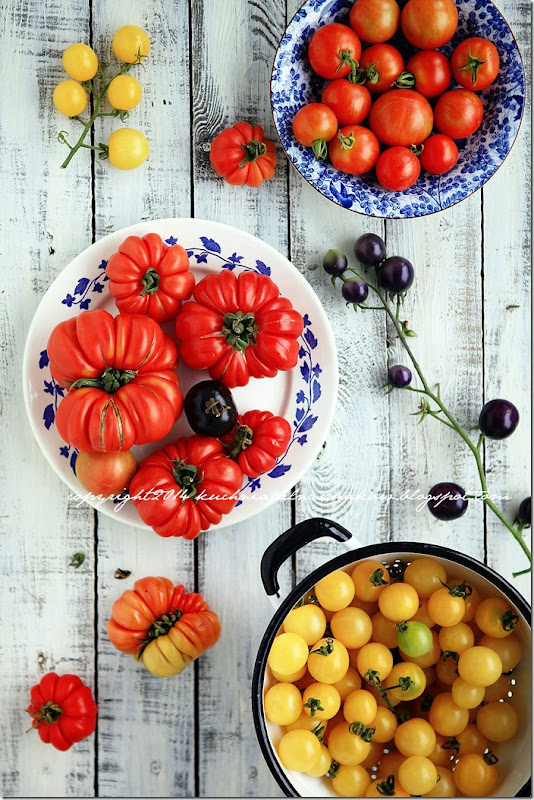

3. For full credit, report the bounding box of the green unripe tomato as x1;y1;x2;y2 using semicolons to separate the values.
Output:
396;620;433;657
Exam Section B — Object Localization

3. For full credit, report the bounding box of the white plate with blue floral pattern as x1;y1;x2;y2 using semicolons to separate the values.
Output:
23;218;338;530
271;0;525;218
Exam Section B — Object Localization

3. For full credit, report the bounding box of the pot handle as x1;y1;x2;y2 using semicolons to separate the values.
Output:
261;517;352;597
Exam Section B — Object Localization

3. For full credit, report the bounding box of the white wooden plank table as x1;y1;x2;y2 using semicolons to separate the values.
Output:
0;0;530;796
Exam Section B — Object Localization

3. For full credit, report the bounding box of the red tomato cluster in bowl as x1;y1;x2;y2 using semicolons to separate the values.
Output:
292;0;500;191
46;233;300;538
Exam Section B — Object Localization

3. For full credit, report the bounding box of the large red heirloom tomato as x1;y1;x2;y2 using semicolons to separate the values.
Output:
209;122;277;187
129;435;243;538
106;233;195;323
47;309;182;452
222;409;292;478
107;577;221;677
368;89;434;147
175;270;304;388
27;672;97;751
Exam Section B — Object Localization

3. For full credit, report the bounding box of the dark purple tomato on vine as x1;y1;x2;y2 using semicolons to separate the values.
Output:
184;380;238;437
354;233;386;266
323;249;348;276
428;482;468;521
517;497;531;526
378;256;414;293
478;399;519;439
342;280;369;305
388;365;412;388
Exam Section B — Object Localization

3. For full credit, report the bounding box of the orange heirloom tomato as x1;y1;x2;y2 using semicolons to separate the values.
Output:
107;576;221;677
209;122;277;187
106;234;195;323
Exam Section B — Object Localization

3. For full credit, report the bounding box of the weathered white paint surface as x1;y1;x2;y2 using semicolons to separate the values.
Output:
0;0;530;796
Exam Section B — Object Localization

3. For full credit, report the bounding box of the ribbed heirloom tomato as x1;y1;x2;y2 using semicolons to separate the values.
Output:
349;0;400;43
308;23;362;79
106;233;195;322
401;0;458;49
27;673;97;751
329;126;380;175
129;435;243;538
369;89;433;147
107;577;221;677
176;270;304;388
47;309;182;452
321;80;372;126
221;409;291;478
210;122;277;187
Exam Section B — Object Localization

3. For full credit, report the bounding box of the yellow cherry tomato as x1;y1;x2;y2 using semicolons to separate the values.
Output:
475;596;518;639
283;603;327;646
376;750;406;779
372;706;398;743
270;664;307;683
331;606;373;649
404;557;447;598
268;632;308;675
398;755;437;795
107;128;149;170
483;673;513;703
423;666;436;687
456;723;489;756
394;718;436;757
328;722;371;766
427;587;466;627
304;743;332;776
343;689;378;726
308;638;349;684
428;692;469;737
53;80;87;117
427;734;454;767
285;711;328;737
423;766;457;797
264;682;302;725
315;570;355;611
457;646;502;687
400;630;441;668
333;666;362;701
387;662;427;702
456;581;481;622
112;25;150;63
476;700;519;742
409;598;437;628
332;763;371;796
454;753;499;797
62;43;98;81
351;560;390;602
360;739;385;769
107;74;142;111
435;654;460;687
303;682;341;721
478;632;522;672
378;582;419;622
357;642;393;682
451;677;485;710
323;710;345;745
438;622;474;654
371;611;399;648
278;729;322;772
351;596;380;616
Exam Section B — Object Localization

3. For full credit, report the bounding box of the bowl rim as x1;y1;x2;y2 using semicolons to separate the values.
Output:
252;539;531;797
269;0;526;219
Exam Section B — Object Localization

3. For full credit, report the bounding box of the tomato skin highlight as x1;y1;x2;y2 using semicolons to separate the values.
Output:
434;89;484;139
368;89;434;146
209;122;277;187
360;44;405;94
321;79;372;126
308;23;362;79
349;0;400;44
75;450;137;496
406;50;452;99
401;0;458;49
27;673;97;751
451;37;500;90
376;146;421;191
329;125;380;175
292;103;338;158
420;134;458;174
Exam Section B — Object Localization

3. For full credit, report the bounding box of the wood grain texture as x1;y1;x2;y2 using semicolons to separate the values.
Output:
0;1;95;796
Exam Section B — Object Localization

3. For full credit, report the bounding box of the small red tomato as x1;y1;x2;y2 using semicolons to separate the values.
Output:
222;410;291;478
308;23;362;80
27;673;97;751
75;450;137;497
349;0;400;44
368;89;434;147
321;79;372;126
406;50;452;98
292;103;338;159
434;89;484;139
359;44;407;94
376;146;421;191
451;37;500;91
329;125;380;175
420;134;459;174
401;0;458;49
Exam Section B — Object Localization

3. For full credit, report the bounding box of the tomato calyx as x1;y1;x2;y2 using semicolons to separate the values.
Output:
326;760;340;780
455;46;489;87
409;143;424;157
303;697;324;717
226;424;254;459
311;638;334;656
312;138;329;161
396;620;409;633
370;567;388;586
501;609;519;631
29;701;63;726
336;130;356;151
394;71;416;89
140;267;160;296
484;750;499;765
443;736;460;752
364;669;410;722
70;366;137;393
420;691;434;713
172;459;202;500
375;775;397;796
442;649;460;664
440;578;472;598
335;48;360;82
238;139;267;168
381;676;415;694
348;720;376;742
139;607;183;657
222;311;258;351
312;721;326;742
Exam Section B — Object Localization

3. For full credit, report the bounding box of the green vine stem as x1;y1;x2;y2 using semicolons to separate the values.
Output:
339;267;531;567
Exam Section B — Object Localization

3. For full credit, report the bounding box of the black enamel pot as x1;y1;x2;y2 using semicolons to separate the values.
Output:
252;518;532;798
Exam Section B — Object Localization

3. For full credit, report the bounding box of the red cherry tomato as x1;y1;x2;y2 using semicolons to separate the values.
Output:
376;146;421;191
359;44;406;94
401;0;458;49
308;23;362;80
368;89;434;147
292;103;338;159
420;134;459;174
406;50;452;99
434;89;484;139
321;80;372;126
329;125;380;175
349;0;400;44
451;37;500;91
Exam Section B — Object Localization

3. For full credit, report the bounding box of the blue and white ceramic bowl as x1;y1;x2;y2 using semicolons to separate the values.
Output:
271;0;525;218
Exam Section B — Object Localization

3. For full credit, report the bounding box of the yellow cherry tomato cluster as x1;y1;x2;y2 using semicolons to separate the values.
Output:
264;557;524;797
53;26;150;170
